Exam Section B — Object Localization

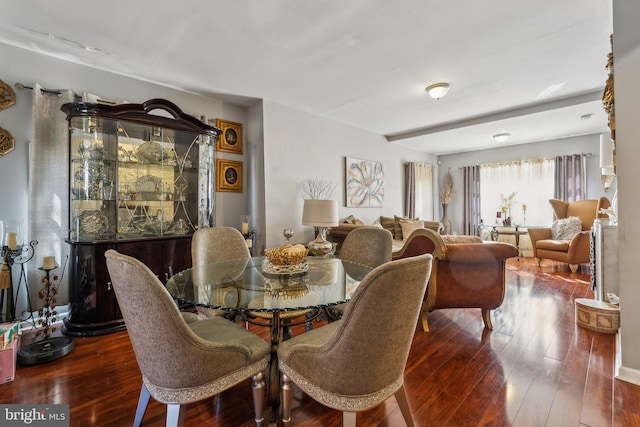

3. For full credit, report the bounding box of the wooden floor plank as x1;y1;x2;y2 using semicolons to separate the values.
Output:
2;258;639;427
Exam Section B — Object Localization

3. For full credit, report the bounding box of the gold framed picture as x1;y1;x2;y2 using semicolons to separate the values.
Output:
215;118;243;154
216;159;243;192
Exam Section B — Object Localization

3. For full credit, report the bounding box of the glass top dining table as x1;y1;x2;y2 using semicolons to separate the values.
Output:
165;256;372;315
165;255;373;426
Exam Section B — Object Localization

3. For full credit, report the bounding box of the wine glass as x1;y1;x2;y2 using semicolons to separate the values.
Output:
283;228;294;243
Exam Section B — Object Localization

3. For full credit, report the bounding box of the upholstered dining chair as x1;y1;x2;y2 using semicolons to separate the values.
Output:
329;227;393;319
104;249;270;427
190;226;251;318
193;226;310;338
339;226;393;268
277;254;432;427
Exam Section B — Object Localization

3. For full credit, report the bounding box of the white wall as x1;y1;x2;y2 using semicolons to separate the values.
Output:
437;134;613;234
262;100;436;248
613;0;640;385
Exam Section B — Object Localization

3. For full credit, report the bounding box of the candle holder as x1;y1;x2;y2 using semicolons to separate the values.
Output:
1;240;37;322
36;266;60;339
243;230;256;256
17;262;75;365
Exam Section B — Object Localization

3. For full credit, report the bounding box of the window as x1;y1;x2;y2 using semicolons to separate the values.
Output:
480;158;555;227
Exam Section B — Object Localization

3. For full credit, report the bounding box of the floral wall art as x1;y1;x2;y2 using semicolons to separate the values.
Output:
345;157;384;207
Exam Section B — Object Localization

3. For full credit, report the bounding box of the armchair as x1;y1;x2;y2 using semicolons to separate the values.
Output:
528;198;610;272
392;228;518;332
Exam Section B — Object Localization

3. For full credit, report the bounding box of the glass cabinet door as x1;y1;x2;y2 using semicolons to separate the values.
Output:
65;100;219;242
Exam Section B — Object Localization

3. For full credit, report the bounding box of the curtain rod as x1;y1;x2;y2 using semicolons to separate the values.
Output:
457;153;592;169
14;82;65;97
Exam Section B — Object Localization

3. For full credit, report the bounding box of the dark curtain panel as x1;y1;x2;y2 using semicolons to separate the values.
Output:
554;154;587;202
463;165;481;236
404;162;416;218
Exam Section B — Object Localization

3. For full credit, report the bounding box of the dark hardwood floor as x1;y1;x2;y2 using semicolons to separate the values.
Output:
2;258;640;426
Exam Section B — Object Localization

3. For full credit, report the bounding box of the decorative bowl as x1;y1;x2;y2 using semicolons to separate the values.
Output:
262;258;309;275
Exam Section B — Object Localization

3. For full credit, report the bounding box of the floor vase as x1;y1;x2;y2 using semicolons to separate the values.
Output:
441;204;451;234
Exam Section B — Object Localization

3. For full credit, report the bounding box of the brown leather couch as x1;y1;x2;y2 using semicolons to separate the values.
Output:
528;197;610;272
392;228;518;332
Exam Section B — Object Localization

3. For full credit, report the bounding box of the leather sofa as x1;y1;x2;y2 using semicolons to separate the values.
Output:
528;197;610;272
392;228;518;332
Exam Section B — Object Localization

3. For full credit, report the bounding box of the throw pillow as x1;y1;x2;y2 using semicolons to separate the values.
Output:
394;215;419;240
551;216;582;240
400;220;424;241
379;216;395;235
371;221;383;229
343;214;357;224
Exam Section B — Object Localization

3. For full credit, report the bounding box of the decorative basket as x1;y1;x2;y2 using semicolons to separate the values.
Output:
262;258;308;275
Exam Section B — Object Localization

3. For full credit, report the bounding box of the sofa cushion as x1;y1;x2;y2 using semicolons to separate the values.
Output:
536;239;571;251
394;215;419;240
441;235;483;244
343;214;365;225
551;216;582;241
399;219;424;241
379;216;395;235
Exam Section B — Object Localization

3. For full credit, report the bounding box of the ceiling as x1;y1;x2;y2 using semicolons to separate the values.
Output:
0;0;613;155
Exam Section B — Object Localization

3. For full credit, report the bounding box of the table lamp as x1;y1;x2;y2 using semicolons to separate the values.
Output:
302;199;338;256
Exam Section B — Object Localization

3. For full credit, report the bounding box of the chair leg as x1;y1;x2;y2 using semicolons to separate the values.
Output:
420;310;430;332
281;373;294;427
569;264;578;273
394;385;416;427
252;372;265;427
481;308;494;330
343;411;357;427
134;384;151;427
535;257;541;266
165;404;186;427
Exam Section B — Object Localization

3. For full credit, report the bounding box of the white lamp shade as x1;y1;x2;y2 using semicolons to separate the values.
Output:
302;200;339;227
600;133;614;168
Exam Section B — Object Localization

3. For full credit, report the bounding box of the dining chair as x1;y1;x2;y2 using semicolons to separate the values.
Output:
277;253;432;427
329;227;393;319
193;226;310;338
192;226;251;265
191;226;253;318
339;226;393;268
278;254;432;427
104;249;270;427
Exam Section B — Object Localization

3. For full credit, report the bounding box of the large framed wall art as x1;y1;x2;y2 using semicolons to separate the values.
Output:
345;157;384;207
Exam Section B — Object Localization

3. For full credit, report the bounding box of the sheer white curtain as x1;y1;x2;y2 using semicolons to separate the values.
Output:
27;85;77;312
414;163;434;220
480;158;555;256
480;158;555;226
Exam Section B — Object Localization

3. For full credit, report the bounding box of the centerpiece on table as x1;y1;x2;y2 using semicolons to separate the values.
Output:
262;243;309;275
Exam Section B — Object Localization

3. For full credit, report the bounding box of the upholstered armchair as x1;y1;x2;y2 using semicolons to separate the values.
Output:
528;197;610;272
277;254;433;427
104;250;270;427
392;228;518;332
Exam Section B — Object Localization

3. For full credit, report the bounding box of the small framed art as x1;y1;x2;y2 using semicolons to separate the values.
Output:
215;118;243;154
216;159;243;192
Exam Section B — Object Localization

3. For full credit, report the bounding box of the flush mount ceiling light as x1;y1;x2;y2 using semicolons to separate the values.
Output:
425;83;450;100
493;133;510;143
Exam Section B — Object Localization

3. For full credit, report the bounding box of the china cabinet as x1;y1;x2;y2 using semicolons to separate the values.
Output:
61;99;220;336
